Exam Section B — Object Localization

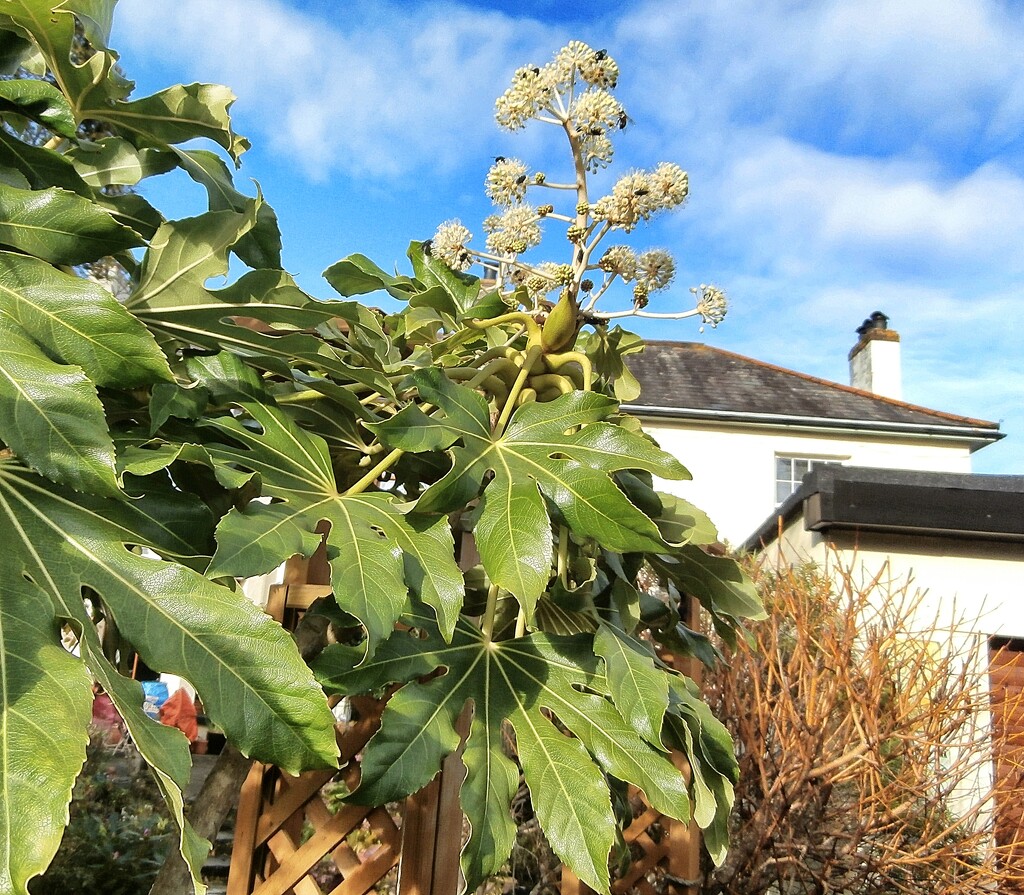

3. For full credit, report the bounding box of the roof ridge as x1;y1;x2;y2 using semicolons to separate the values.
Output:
639;341;999;430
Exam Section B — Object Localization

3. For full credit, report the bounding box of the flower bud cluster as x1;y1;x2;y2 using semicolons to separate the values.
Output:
693;284;728;327
431;220;473;272
486;157;530;207
484;206;542;256
525;262;566;300
591;162;689;232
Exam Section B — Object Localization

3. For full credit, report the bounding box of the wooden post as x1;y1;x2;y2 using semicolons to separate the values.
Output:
398;706;472;895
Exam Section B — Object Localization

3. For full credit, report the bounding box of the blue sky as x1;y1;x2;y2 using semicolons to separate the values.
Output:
111;0;1024;473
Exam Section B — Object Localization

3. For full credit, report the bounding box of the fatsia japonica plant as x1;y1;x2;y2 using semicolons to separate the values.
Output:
0;6;762;894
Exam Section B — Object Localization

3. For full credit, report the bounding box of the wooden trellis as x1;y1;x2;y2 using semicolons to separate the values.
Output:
560;636;703;895
226;545;702;895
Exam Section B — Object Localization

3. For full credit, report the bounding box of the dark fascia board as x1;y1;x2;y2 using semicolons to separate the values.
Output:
743;466;1024;551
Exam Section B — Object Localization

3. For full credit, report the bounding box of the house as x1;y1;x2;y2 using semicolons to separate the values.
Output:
743;463;1024;870
627;315;1022;870
624;312;1002;546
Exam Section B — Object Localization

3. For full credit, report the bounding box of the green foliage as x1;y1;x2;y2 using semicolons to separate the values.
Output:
0;10;762;895
29;743;175;895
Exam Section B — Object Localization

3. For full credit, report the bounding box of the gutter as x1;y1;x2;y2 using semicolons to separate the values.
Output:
622;404;1003;445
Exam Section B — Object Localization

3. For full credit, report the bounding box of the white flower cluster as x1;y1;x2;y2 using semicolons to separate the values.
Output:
635;249;675;292
598;245;637;281
431;220;473;272
486;157;530;207
430;39;726;332
494;41;622;134
484;206;542;256
592;162;689;232
572;90;623;170
555;40;619;89
694;284;728;327
495;64;557;131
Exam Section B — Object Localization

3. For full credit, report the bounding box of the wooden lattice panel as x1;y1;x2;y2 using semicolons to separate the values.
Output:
228;697;399;895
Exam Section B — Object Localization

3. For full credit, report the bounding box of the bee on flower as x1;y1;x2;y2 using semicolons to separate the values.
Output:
429;40;727;330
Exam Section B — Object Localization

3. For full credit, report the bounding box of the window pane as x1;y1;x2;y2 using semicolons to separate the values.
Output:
776;481;792;504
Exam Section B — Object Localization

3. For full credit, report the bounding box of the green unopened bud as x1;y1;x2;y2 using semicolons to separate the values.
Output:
541;293;578;352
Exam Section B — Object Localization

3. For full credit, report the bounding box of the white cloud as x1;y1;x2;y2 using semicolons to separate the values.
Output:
115;0;555;181
615;0;1024;155
704;138;1024;279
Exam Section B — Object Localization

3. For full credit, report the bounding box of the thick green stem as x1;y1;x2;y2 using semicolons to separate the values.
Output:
514;604;528;638
557;525;569;587
343;447;403;496
482;583;500;642
495;344;542;433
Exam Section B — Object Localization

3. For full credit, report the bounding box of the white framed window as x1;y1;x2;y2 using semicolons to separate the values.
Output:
775;455;844;504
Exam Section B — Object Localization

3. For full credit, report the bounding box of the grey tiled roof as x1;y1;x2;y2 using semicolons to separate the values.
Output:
624;341;1000;435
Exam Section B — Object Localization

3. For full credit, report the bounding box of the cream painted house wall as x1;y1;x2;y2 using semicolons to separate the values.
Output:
759;520;1024;825
639;418;975;546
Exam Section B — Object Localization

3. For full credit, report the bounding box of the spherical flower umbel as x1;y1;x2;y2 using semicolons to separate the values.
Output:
486;157;530;207
591;172;657;231
579;131;614;172
693;284;728;327
572;90;625;137
635;249;676;292
432;220;473;272
553;41;619;89
484;206;542;256
650;162;689;209
597;245;637;281
495;63;557;131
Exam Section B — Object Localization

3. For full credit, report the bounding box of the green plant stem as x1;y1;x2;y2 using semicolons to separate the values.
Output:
557;525;569;586
514;604;527;638
343;447;403;495
482;583;500;642
495;344;542;433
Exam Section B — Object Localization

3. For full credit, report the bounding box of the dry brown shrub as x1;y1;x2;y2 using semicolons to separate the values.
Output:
699;556;1024;895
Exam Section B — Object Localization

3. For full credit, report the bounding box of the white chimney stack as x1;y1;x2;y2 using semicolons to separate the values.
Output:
849;311;901;400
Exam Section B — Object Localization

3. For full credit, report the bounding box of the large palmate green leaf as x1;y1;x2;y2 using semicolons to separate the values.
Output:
100;83;249;162
177;356;461;654
665;677;738;865
0;315;119;495
2;1;245;161
650;545;765;622
0;0;128;115
0;76;76;138
66;137;177;188
0;249;171;494
0;128;92;194
0;458;339;774
0;250;171;387
128;208;390;390
173;148;281;269
0;579;92;894
315;610;692;893
323;252;418;300
377;368;687;618
0;182;143;264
